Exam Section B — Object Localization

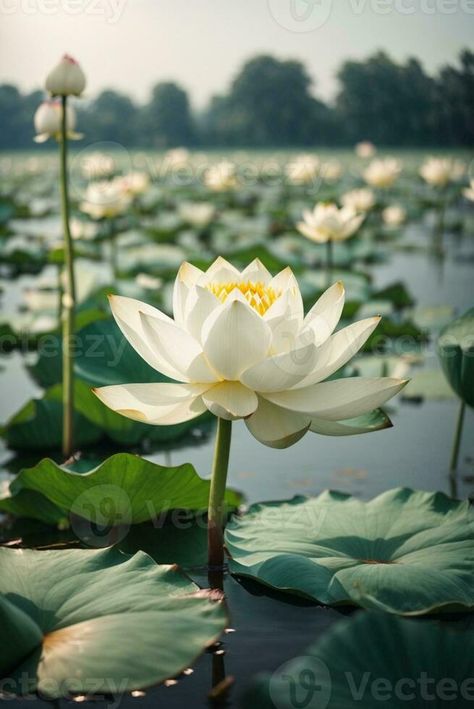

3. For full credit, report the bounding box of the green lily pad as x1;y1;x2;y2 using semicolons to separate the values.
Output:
372;281;415;308
245;611;474;709
0;453;241;527
437;307;474;408
0;547;226;698
226;488;474;615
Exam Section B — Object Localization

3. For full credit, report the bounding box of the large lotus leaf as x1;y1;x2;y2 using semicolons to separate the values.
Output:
437;307;474;408
245;611;474;709
225;488;474;615
0;547;226;697
0;453;241;527
2;397;102;450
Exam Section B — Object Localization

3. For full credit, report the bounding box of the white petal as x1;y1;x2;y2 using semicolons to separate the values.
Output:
303;282;345;346
202;381;258;420
139;311;217;383
173;262;204;325
245;397;310;449
309;411;391;435
294;317;380;388
240;258;272;284
263;377;408;421
108;295;184;380
183;285;220;342
93;382;209;425
202;299;272;379
199;256;240;285
241;340;317;392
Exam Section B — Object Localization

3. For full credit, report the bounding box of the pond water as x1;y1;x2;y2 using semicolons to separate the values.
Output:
1;150;473;708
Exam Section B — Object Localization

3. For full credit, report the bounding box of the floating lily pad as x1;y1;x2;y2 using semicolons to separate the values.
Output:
0;547;226;698
437;307;474;408
402;368;456;401
0;453;241;527
226;488;474;615
245;611;474;709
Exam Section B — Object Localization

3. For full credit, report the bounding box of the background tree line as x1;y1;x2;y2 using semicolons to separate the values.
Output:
1;49;473;150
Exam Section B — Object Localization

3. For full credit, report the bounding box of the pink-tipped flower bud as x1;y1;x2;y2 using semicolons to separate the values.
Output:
45;54;86;97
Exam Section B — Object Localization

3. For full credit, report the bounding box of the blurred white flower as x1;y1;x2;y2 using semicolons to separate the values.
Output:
135;273;163;290
45;54;86;97
341;188;375;213
321;160;343;183
116;172;150;196
363;158;401;188
80;180;132;220
81;152;116;180
382;204;406;227
179;202;216;228
286;154;319;185
463;179;474;202
70;217;99;241
163;148;190;171
94;257;407;447
420;157;466;187
297;203;364;243
33;100;82;143
355;141;376;159
204;161;238;191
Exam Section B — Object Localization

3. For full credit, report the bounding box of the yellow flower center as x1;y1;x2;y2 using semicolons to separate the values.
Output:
207;281;281;315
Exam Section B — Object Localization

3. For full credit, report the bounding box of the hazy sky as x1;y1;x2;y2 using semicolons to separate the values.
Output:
1;0;473;108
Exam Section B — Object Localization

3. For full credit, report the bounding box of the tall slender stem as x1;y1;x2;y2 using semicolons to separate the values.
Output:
450;400;466;474
59;95;76;459
208;418;232;569
326;238;333;287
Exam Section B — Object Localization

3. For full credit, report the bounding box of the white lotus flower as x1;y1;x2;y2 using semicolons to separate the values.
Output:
463;179;474;202
297;203;364;244
363;158;401;189
163;148;190;172
81;152;115;180
341;188;375;213
33;100;82;143
179;202;216;228
115;172;150;196
93;257;407;448
45;54;86;97
286;154;319;185
321;160;343;183
204;161;238;191
80;180;132;220
420;157;465;188
382;204;406;227
355;141;376;159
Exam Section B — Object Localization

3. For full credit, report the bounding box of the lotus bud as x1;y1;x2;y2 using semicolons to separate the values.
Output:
45;54;86;97
33;100;81;143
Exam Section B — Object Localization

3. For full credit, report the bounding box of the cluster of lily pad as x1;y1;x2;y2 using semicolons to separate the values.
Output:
1;61;473;703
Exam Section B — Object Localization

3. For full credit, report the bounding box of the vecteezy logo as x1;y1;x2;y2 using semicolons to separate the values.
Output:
267;0;333;32
69;484;132;547
269;656;331;709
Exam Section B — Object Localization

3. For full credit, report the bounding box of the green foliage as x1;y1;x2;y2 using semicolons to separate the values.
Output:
0;547;227;697
226;488;474;614
437;307;474;408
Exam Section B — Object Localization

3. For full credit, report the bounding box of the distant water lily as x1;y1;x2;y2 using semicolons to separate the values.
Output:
33;100;82;143
81;152;116;180
420;157;465;187
94;257;407;567
321;160;343;183
204;161;238;191
115;171;150;197
382;204;406;227
363;158;401;188
80;180;132;220
341;188;375;213
297;203;364;244
179;201;216;228
286;154;319;185
355;141;376;159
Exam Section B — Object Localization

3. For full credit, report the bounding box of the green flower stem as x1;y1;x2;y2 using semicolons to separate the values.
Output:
450;400;466;474
208;417;232;569
59;95;76;459
326;238;333;287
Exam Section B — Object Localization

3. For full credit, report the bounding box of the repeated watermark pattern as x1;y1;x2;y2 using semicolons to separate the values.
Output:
0;0;126;23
